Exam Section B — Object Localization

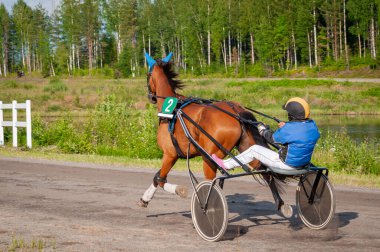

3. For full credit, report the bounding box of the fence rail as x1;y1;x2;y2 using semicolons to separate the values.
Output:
0;100;32;148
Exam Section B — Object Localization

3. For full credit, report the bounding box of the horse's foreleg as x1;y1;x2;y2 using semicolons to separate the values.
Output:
158;155;188;198
138;155;187;208
139;182;158;208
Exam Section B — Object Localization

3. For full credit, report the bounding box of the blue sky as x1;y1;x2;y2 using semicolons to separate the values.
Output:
0;0;60;14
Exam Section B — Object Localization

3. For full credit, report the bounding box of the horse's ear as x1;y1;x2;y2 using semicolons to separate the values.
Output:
162;52;173;63
145;52;156;72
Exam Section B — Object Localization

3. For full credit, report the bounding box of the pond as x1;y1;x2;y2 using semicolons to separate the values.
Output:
313;115;380;144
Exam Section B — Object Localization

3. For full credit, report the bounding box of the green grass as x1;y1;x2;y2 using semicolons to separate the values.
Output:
0;77;379;116
0;77;379;186
6;236;53;252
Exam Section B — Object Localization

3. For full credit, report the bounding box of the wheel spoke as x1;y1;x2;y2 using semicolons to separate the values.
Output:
297;173;335;230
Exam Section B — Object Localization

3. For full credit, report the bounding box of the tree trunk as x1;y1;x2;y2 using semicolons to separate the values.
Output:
26;42;31;73
149;35;151;55
228;31;231;67
2;42;8;77
250;32;255;64
228;0;231;67
237;33;241;66
313;7;318;66
292;30;297;70
339;18;343;59
160;31;166;58
21;44;25;69
222;41;227;73
357;22;362;58
308;31;312;68
117;25;121;61
207;30;211;66
88;38;93;72
371;16;376;59
333;0;338;61
197;32;205;68
326;9;331;58
343;0;349;68
207;3;211;66
72;43;75;71
76;47;80;69
50;60;55;77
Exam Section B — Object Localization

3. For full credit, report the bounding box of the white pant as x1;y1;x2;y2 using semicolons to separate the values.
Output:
223;145;295;171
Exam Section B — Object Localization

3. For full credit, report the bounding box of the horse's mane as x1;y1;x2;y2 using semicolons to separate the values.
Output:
156;60;184;92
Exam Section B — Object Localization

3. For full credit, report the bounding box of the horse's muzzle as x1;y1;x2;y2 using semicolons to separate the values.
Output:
148;94;157;104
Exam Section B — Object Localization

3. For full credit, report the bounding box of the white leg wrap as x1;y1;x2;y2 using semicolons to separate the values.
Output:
163;183;177;194
142;183;157;202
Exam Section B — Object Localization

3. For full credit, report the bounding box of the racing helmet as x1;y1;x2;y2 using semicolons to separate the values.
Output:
283;97;310;120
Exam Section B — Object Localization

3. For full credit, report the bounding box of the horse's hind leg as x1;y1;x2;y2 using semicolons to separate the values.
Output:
263;174;293;218
264;174;284;210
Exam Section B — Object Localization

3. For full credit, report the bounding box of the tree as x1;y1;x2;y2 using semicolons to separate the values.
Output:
12;0;33;72
0;4;10;76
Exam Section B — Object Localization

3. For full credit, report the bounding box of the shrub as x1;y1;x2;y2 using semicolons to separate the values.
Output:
246;64;268;77
44;78;68;94
315;130;379;175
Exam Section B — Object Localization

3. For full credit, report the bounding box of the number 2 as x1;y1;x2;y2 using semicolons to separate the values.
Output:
165;99;174;113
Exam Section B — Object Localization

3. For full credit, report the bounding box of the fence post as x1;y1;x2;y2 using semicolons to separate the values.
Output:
0;101;3;145
12;100;17;147
26;100;32;148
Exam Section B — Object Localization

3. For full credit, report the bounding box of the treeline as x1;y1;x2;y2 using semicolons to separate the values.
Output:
0;0;379;77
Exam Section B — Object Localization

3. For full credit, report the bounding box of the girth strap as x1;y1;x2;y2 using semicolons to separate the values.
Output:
170;131;187;158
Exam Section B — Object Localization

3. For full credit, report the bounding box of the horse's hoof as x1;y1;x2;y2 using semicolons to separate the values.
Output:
175;185;188;198
138;198;149;208
280;204;293;218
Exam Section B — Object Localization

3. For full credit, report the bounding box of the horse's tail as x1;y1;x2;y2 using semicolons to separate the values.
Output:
238;110;286;195
238;110;268;148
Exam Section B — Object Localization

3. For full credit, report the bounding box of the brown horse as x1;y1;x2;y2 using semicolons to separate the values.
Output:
138;53;284;211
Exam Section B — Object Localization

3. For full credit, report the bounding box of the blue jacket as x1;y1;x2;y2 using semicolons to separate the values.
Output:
272;120;320;167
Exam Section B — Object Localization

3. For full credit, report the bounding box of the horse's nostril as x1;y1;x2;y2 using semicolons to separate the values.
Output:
148;94;157;104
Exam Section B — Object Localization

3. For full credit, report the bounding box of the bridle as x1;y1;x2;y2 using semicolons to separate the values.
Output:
146;70;173;104
146;72;157;104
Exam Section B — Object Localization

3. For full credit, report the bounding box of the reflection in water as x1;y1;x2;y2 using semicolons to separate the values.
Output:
313;115;380;144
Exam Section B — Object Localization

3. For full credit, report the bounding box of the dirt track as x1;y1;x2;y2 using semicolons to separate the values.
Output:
1;156;380;251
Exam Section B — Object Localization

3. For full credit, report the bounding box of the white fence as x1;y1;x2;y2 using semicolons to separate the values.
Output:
0;100;32;148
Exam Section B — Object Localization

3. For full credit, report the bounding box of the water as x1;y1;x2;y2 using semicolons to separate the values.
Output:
313;115;380;144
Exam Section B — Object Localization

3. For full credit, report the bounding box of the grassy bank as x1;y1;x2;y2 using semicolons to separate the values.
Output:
0;77;379;116
0;77;379;187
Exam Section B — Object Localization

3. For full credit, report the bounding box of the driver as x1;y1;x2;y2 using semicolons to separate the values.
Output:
212;97;320;171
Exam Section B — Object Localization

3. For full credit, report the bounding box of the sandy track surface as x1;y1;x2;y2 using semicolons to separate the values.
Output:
1;157;380;251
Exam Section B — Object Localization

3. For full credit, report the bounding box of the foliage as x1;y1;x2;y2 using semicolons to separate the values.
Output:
0;0;380;77
315;130;380;175
30;96;162;158
43;78;68;93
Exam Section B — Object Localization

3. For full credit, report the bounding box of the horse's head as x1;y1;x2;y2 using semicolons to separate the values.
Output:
145;53;183;104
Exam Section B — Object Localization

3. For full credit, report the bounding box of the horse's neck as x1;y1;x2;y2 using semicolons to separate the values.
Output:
157;81;176;112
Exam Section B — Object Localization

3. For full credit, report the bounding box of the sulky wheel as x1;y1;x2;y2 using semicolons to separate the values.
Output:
296;172;336;230
191;181;228;242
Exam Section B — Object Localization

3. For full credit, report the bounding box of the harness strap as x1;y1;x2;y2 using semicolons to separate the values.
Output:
170;132;187;158
167;98;200;159
180;112;252;173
